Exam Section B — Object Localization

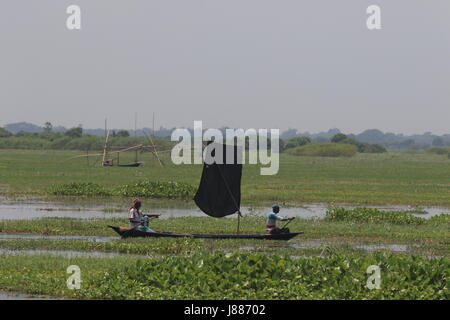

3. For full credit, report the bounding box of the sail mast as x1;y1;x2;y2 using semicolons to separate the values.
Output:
194;143;243;235
134;113;138;163
214;152;242;234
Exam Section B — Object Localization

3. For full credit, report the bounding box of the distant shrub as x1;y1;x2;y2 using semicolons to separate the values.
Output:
115;130;130;137
284;136;311;150
285;143;357;157
432;137;444;147
65;127;83;138
0;128;12;138
49;137;72;149
0;135;173;151
338;138;386;153
361;143;386;153
331;133;348;143
37;131;64;141
427;147;450;155
65;136;103;150
326;207;425;225
0;137;50;149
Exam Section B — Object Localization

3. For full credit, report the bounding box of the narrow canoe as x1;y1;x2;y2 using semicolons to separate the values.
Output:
117;162;142;167
108;226;302;241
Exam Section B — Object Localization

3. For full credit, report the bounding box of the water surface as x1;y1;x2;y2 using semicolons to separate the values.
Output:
0;197;446;221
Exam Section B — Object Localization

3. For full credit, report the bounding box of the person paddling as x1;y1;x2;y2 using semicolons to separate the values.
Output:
128;199;160;232
266;205;294;234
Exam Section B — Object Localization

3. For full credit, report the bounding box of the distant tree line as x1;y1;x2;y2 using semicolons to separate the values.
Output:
280;128;450;150
2;122;450;151
0;124;172;151
282;133;386;154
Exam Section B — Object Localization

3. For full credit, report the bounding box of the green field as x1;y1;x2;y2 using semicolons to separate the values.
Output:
0;149;449;300
2;149;450;206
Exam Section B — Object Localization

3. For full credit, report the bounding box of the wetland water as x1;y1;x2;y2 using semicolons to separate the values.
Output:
0;234;117;242
240;241;411;253
0;291;58;300
0;248;125;258
0;197;446;221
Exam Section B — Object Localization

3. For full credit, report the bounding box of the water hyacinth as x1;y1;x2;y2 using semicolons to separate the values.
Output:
50;182;112;197
49;180;196;199
326;207;426;225
427;213;450;225
114;181;196;199
86;251;449;300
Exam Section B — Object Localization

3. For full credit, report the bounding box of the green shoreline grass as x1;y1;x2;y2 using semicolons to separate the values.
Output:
4;149;450;206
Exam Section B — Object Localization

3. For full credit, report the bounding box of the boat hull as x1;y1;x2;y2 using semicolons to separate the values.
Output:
117;162;142;167
108;226;301;240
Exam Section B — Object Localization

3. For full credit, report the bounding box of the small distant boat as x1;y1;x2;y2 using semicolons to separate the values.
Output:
108;226;302;240
117;162;142;167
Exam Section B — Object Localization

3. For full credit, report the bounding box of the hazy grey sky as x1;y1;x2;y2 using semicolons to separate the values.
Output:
1;1;449;134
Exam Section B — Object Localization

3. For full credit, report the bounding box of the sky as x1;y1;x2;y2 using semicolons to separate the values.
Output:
0;1;449;134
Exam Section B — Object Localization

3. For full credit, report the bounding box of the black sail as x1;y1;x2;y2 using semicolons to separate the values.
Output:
194;143;242;218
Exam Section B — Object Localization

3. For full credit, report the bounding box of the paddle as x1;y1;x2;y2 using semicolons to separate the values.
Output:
281;217;295;230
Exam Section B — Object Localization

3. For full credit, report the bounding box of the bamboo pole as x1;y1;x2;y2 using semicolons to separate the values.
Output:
102;130;110;165
68;144;144;160
144;131;164;167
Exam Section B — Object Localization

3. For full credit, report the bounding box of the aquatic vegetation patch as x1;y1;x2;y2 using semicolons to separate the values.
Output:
326;207;426;225
49;183;112;197
427;213;450;225
49;180;196;199
85;251;449;299
2;251;444;300
114;181;196;199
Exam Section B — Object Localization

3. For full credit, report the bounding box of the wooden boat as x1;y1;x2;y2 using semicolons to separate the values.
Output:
109;143;302;241
117;162;142;167
109;226;302;240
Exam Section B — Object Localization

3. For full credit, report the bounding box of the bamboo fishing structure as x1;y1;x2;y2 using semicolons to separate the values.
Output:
70;116;167;168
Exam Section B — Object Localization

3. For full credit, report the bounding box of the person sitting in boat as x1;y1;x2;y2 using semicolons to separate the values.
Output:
266;205;294;234
128;199;159;232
